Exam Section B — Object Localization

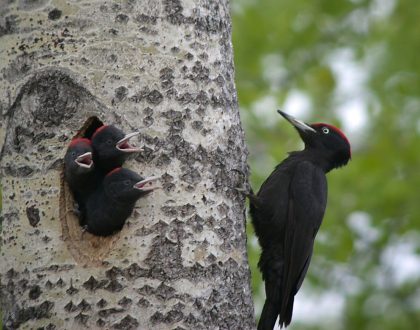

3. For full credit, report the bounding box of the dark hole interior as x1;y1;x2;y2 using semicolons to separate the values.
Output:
76;116;103;139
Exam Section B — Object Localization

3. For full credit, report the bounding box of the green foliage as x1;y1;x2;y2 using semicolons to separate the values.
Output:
233;0;420;328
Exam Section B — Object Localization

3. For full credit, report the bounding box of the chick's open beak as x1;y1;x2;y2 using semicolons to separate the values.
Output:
75;152;93;169
134;176;161;192
116;131;143;153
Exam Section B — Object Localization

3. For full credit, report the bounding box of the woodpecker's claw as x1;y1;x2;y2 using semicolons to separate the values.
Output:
75;152;93;169
235;186;249;193
234;183;253;195
116;131;143;153
134;176;161;192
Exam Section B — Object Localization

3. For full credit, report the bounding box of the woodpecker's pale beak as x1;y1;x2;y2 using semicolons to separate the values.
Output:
116;131;143;153
75;152;93;169
134;176;161;192
277;110;316;133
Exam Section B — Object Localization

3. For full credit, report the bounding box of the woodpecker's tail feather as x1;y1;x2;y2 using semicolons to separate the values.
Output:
258;300;279;330
258;297;294;329
257;252;293;329
258;260;283;330
279;295;294;328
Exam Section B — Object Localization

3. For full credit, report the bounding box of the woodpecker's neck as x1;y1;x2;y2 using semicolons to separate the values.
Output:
289;150;334;173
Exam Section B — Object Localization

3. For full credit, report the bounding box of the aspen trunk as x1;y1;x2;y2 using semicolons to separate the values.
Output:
0;0;255;329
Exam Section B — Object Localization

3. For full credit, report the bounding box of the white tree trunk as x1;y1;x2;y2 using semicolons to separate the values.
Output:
0;0;255;329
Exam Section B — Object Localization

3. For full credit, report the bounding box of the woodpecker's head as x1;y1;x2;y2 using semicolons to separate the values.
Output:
92;125;142;170
64;138;94;173
104;167;160;203
278;110;351;170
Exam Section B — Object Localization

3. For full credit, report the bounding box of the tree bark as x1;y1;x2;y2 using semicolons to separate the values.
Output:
0;0;255;329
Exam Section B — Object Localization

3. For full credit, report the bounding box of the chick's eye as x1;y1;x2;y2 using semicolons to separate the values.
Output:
322;127;329;134
71;151;76;157
124;180;130;186
106;139;113;145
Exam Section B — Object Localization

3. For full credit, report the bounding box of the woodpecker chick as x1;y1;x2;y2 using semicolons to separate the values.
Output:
92;125;143;173
85;167;160;236
250;110;351;329
64;138;96;221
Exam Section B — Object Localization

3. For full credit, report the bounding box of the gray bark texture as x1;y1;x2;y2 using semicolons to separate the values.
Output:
0;0;255;329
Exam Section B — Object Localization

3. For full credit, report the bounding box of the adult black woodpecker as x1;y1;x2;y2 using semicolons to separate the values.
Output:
85;167;160;236
91;125;143;174
250;110;351;329
64;138;96;223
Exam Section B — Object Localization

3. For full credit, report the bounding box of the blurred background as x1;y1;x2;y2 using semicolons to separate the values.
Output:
231;0;420;329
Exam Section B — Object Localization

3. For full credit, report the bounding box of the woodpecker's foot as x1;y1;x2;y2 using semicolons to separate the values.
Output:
234;183;252;196
235;186;249;193
234;184;261;207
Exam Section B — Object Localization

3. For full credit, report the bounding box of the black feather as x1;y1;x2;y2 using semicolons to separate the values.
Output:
250;112;351;329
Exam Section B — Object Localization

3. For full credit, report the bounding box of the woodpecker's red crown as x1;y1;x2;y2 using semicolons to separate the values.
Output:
311;123;351;156
92;125;109;139
69;138;91;148
106;167;122;177
312;123;349;147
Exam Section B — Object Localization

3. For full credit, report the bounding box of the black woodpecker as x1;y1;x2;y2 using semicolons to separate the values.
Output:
91;125;143;174
250;110;351;329
85;167;160;236
64;138;96;223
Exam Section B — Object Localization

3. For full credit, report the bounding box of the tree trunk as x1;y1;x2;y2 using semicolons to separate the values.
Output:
0;1;255;329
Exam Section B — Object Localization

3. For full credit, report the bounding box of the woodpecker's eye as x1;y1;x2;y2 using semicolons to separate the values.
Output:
124;180;130;186
106;139;113;145
71;151;76;157
322;127;329;134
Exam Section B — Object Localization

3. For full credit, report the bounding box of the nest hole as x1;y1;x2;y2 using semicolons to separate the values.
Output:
75;116;103;139
60;116;121;267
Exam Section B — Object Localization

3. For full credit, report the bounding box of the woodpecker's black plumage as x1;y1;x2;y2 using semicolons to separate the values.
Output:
85;167;159;236
250;110;351;329
64;138;96;223
91;125;142;174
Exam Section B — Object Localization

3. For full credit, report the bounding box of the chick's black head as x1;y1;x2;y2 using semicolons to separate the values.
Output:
92;125;142;171
92;125;125;160
64;138;93;174
104;168;159;203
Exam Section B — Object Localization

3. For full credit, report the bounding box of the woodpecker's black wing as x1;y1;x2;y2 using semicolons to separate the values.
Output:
250;161;292;248
279;160;327;327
